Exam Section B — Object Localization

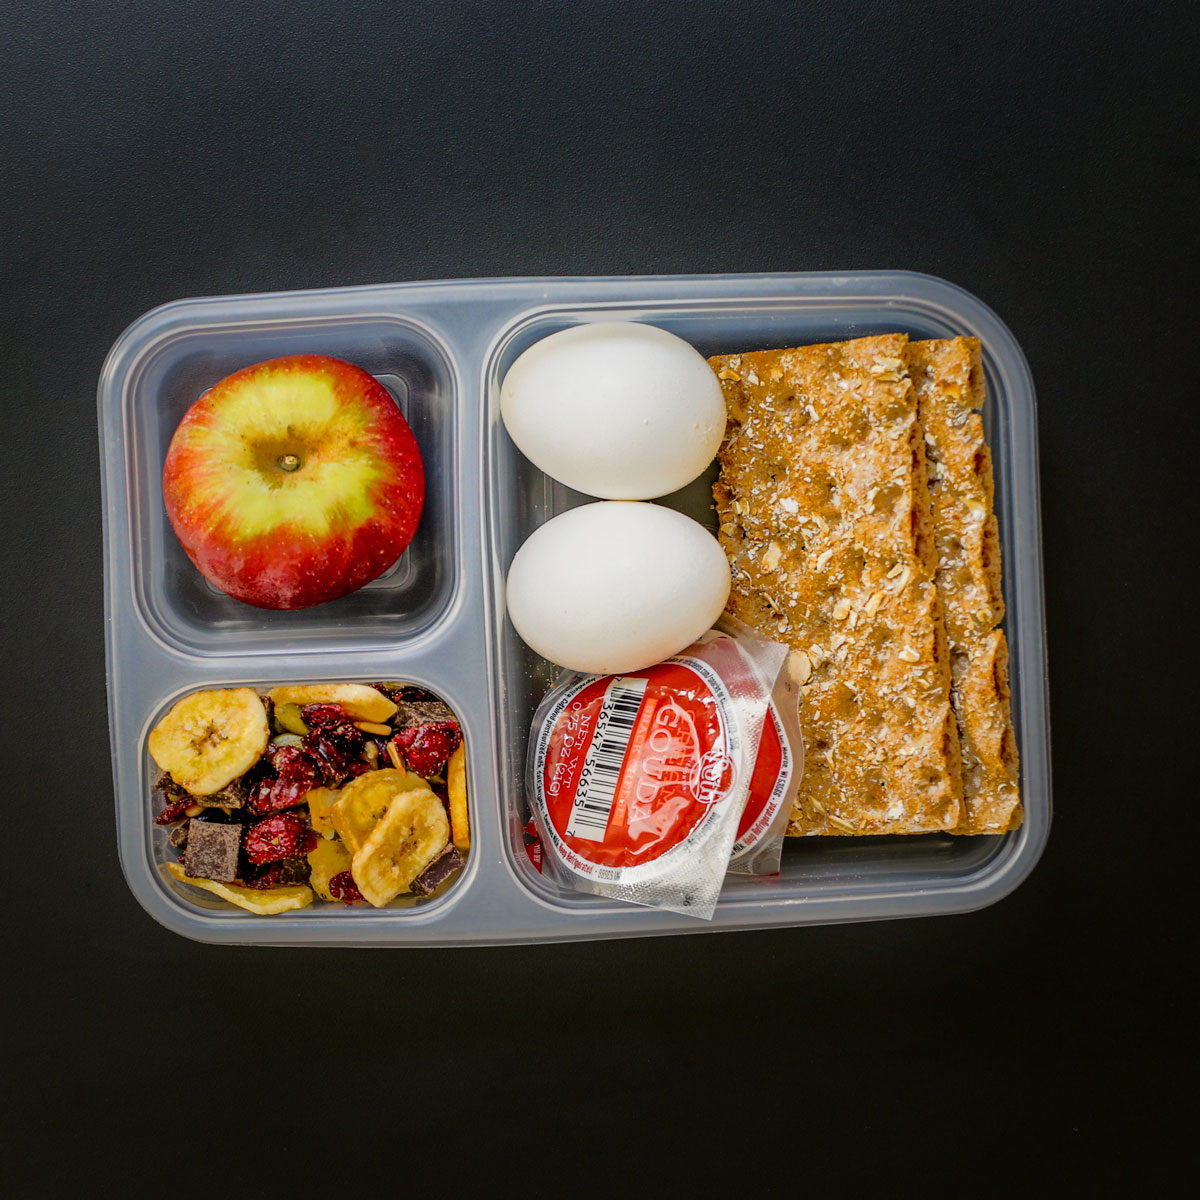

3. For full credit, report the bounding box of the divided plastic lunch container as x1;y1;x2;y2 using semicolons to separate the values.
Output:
98;271;1051;946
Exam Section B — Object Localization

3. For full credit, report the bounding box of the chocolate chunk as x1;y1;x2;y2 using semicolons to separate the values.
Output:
169;821;191;851
409;845;464;897
195;776;248;810
154;771;188;799
182;822;241;883
276;858;312;886
192;807;241;825
395;700;455;730
155;769;247;815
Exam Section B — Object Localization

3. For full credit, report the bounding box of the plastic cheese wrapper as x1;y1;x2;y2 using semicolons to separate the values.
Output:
526;619;795;919
727;654;804;876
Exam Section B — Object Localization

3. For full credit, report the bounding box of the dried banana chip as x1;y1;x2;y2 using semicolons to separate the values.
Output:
351;787;449;908
267;683;397;724
447;743;469;852
306;837;353;901
305;786;342;839
148;688;270;796
329;768;424;854
166;862;312;914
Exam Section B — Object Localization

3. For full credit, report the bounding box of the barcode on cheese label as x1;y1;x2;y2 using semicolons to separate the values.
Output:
565;676;648;841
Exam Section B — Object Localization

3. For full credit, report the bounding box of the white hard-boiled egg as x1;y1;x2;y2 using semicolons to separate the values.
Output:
505;501;731;674
499;322;726;500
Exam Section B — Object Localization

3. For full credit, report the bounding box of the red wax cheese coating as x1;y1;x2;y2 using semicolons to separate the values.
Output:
537;662;734;873
737;703;784;843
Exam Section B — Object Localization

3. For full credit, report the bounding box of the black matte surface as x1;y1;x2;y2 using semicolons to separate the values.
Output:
3;1;1194;1193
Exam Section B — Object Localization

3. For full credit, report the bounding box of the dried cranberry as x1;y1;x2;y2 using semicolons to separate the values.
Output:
265;744;324;808
271;775;314;810
265;743;303;771
153;774;194;823
244;745;325;813
391;721;461;778
240;862;283;889
246;775;277;815
339;719;366;744
301;703;350;728
303;728;349;774
243;812;311;865
303;724;365;784
154;793;193;826
328;871;365;904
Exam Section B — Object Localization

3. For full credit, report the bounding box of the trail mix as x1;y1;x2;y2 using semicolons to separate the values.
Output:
149;683;468;914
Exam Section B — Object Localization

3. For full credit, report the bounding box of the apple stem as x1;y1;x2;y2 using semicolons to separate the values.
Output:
278;454;301;472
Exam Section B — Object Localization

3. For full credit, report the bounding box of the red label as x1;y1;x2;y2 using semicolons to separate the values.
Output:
534;660;735;878
522;817;544;873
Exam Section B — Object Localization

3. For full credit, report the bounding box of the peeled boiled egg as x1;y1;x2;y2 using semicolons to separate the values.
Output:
500;322;726;499
505;501;731;674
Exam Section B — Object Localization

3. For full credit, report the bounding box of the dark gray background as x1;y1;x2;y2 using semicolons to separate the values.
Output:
3;1;1194;1194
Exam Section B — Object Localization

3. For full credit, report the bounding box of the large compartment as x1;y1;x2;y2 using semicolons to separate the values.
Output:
484;285;1048;923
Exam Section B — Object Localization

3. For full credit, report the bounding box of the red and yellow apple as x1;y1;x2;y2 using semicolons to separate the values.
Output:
163;355;424;609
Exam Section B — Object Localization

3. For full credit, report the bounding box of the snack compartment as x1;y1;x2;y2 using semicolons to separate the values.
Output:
130;670;485;939
101;303;459;656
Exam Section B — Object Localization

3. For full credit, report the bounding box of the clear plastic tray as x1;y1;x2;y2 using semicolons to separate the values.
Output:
99;271;1051;946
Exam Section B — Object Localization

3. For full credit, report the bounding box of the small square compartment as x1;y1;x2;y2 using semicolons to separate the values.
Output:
119;312;458;656
139;675;476;932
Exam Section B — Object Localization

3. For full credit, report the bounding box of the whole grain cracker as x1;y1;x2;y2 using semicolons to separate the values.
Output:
711;334;963;836
910;338;1022;833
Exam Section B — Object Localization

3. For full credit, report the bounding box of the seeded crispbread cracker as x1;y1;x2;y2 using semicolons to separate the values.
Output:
711;334;963;836
910;338;1022;834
